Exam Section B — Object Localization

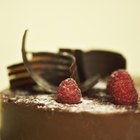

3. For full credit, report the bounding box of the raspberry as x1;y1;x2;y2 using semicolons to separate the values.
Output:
107;69;133;95
111;80;138;105
107;69;138;105
56;78;82;104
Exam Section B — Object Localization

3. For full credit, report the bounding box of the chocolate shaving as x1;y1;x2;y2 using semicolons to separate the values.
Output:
21;30;80;93
22;30;57;93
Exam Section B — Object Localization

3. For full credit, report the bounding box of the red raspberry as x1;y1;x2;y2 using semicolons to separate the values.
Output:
107;69;138;105
111;80;138;105
107;69;133;95
57;78;82;104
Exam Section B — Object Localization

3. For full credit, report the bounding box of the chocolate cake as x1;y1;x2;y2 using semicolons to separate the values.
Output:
1;30;140;140
1;87;140;140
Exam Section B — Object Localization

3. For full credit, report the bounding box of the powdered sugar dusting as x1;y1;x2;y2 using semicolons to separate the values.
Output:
2;91;128;114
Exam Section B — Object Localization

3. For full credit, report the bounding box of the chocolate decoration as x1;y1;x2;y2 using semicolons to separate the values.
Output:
83;50;126;79
10;77;36;89
21;30;79;93
20;30;99;93
59;49;86;82
8;60;71;90
59;49;126;80
7;30;126;93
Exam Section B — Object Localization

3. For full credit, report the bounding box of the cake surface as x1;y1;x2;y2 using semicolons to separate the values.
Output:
1;90;129;114
1;87;140;140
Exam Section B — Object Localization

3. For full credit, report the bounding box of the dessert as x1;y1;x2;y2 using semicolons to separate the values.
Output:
2;67;140;140
1;74;140;140
1;31;140;140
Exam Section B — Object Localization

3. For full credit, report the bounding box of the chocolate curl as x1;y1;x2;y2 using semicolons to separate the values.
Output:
21;30;80;93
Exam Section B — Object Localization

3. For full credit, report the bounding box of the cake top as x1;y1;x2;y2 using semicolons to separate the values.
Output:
2;87;140;115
